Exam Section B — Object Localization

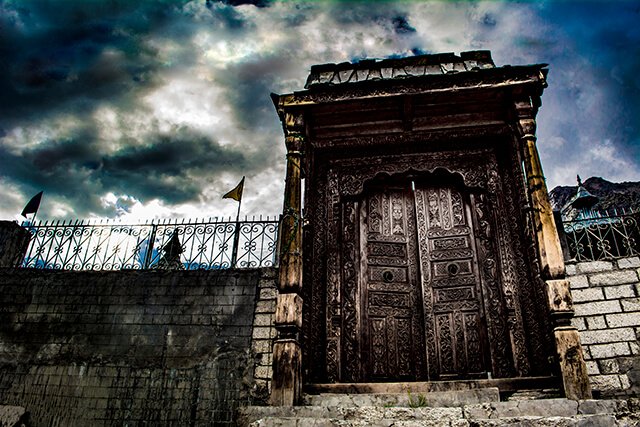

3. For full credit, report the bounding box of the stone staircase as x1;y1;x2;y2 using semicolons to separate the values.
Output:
238;387;640;426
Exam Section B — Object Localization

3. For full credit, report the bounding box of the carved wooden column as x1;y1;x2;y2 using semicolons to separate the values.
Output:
517;102;592;400
271;113;304;406
546;279;592;400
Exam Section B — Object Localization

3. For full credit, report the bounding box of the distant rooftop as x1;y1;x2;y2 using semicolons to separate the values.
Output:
305;50;496;88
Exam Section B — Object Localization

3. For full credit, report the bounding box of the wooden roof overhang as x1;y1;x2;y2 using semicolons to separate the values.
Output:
271;55;548;152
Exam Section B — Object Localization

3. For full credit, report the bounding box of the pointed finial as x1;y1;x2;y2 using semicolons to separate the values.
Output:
577;174;582;187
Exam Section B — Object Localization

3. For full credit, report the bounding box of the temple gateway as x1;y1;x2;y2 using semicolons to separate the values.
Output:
269;51;592;405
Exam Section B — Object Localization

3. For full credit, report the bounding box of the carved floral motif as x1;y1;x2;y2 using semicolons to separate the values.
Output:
305;144;550;382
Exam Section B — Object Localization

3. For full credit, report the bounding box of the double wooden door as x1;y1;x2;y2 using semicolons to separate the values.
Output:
358;182;490;381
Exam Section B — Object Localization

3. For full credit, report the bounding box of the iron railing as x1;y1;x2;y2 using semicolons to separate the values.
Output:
21;216;279;270
562;209;640;262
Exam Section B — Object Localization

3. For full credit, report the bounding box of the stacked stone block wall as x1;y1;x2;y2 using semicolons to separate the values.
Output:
0;267;276;426
250;269;277;403
567;256;640;396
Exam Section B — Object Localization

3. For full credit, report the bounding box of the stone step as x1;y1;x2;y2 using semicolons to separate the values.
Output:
238;399;632;427
303;387;500;408
245;413;621;427
239;406;465;426
304;376;561;395
502;388;564;401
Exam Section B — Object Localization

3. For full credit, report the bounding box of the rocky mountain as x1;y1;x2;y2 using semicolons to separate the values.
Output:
549;177;640;213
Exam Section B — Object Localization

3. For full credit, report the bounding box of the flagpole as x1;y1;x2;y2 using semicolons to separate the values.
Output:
231;186;243;268
231;198;242;268
222;177;244;268
235;196;242;223
31;204;40;225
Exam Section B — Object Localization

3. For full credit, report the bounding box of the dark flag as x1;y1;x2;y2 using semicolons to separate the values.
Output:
222;177;244;202
21;191;43;218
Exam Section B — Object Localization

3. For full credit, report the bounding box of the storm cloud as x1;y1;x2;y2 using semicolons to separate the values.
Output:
0;0;638;221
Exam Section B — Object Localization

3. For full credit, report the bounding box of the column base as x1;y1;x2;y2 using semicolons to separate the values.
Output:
554;326;592;400
270;338;302;406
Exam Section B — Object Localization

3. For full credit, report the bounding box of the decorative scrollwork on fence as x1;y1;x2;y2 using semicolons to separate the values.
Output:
21;217;279;270
563;211;640;261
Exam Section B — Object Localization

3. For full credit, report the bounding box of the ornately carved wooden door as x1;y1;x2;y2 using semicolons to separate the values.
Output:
359;183;489;381
359;187;426;380
413;185;490;379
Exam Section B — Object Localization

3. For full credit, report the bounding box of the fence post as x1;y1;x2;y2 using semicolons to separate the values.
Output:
231;221;240;268
143;224;157;269
553;211;571;262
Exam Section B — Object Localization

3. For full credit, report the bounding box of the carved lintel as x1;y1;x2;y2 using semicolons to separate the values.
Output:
545;279;574;326
554;326;592;400
275;293;303;329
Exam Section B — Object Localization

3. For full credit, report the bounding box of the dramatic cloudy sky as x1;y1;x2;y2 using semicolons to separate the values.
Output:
1;0;639;222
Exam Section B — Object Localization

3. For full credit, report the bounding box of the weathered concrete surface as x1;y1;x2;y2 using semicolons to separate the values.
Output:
0;267;276;426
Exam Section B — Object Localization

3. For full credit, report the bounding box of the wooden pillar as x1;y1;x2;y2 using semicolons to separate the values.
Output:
546;279;593;400
517;103;592;400
271;117;304;406
518;115;565;280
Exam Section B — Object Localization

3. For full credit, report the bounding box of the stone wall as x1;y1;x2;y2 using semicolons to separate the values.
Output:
0;266;276;426
250;272;277;402
567;256;640;396
0;221;30;268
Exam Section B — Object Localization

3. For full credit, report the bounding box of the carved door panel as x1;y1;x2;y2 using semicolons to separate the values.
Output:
353;183;490;382
359;188;425;381
414;186;489;379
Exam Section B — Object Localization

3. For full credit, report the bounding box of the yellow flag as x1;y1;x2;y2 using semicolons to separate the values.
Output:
222;177;244;202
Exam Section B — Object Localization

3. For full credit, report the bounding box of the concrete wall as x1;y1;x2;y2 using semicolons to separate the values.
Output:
0;267;276;426
567;256;640;397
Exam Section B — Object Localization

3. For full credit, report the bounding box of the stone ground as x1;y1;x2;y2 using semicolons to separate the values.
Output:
238;390;640;426
0;405;28;427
